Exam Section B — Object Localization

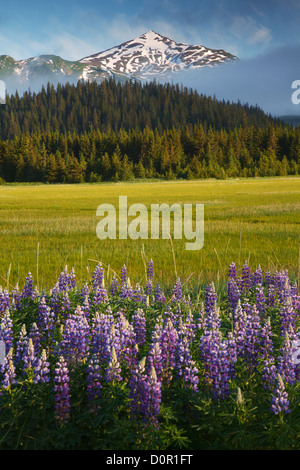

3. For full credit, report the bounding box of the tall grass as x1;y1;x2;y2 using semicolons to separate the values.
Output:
0;177;299;291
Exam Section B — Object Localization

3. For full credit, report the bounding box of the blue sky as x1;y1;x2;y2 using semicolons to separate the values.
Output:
1;0;300;60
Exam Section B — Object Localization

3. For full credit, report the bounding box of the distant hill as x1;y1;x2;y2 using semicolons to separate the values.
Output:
279;115;300;127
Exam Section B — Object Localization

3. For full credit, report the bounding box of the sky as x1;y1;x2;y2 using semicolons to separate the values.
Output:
1;0;299;61
1;0;300;115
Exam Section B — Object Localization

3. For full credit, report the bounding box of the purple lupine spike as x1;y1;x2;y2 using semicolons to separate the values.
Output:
90;313;114;362
93;285;108;305
34;349;50;384
37;297;56;344
270;374;290;415
59;306;90;365
255;285;266;315
232;300;247;357
129;357;147;421
200;330;231;400
147;259;154;281
265;271;272;287
244;305;261;370
0;309;14;355
92;263;104;291
279;297;297;336
227;331;237;380
228;262;237;280
143;367;161;427
267;284;276;308
15;324;29;365
61;292;71;317
11;284;22;311
260;317;274;361
57;266;75;292
105;346;122;383
132;308;147;346
121;265;127;284
86;354;102;411
110;274;119;296
0;288;10;314
53;355;70;426
276;331;296;386
119;280;133;300
29;322;41;356
228;278;241;312
205;303;221;331
0;348;17;392
262;356;277;390
81;282;89;300
132;284;143;302
205;282;217;315
159;319;178;385
251;264;263;287
176;335;199;391
171;278;183;302
22;338;36;375
21;272;35;299
147;341;163;381
145;280;153;296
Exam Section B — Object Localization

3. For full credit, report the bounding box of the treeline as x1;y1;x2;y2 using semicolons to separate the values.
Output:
0;121;299;183
0;79;299;184
0;78;276;139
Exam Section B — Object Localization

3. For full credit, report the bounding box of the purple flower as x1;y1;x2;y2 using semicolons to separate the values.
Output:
92;262;104;291
34;349;50;384
147;259;154;281
53;355;70;425
242;261;251;293
86;354;102;411
176;335;199;391
228;262;237;280
0;348;17;392
105;346;122;383
228;279;241;312
59;306;90;364
0;309;14;355
270;374;290;415
132;308;147;346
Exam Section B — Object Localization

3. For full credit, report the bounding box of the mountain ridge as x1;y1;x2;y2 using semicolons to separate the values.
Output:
0;31;237;94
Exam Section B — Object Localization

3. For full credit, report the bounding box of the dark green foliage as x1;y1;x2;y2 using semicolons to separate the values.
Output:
0;79;299;183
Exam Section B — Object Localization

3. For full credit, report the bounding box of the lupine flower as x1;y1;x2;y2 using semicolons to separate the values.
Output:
0;348;17;392
171;278;183;302
15;324;29;365
143;367;161;427
242;261;251;292
255;285;266;315
228;279;241;312
205;282;217;315
121;264;127;284
176;335;199;391
21;272;34;299
86;354;102;411
147;259;154;281
110;274;119;296
0;309;14;355
252;264;263;287
132;308;147;346
105;346;122;383
59;306;90;364
0;288;10;314
276;331;296;386
92;262;104;290
228;262;237;280
34;349;50;384
270;374;290;415
53;355;70;425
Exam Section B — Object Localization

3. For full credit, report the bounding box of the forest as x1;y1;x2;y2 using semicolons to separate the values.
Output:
0;78;299;183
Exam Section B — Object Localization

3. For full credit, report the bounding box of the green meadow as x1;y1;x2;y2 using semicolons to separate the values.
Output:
0;176;299;292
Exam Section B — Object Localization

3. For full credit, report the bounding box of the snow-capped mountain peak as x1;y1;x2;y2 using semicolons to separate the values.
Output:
79;31;237;78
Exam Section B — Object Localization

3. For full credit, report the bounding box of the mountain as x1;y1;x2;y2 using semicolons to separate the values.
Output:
79;30;237;79
0;31;237;95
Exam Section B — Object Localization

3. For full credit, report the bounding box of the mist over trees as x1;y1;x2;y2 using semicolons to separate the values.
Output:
0;79;299;183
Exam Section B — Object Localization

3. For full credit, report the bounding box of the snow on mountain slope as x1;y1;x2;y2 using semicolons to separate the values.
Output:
79;30;237;78
0;31;237;94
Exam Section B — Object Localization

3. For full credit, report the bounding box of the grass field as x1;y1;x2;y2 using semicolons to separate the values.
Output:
0;176;299;292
